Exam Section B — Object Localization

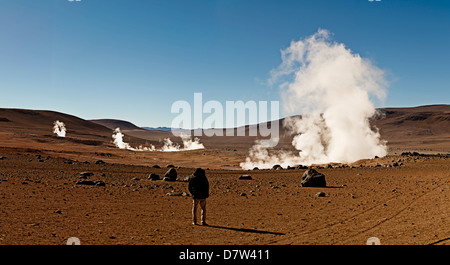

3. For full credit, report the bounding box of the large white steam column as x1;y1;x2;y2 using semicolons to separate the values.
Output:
112;127;134;150
241;29;388;169
53;120;66;137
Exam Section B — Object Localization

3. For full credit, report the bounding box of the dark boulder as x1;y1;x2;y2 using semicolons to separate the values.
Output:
239;175;252;180
148;173;160;180
163;168;177;181
76;180;96;185
301;169;326;187
79;172;94;179
272;164;283;170
95;180;106;187
315;191;326;197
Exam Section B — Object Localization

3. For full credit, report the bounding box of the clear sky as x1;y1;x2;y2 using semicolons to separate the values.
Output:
0;0;449;127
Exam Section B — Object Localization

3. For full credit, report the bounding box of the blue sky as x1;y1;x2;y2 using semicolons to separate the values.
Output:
0;0;449;127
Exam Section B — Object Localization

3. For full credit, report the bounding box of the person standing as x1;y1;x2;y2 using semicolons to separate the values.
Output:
188;168;209;225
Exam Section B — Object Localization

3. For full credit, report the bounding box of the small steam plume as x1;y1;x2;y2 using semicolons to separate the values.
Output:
180;133;205;150
112;128;135;150
53;120;66;137
161;133;205;152
161;138;181;152
112;128;202;152
241;29;388;169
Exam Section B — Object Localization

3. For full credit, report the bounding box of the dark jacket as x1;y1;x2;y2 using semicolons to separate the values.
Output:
188;168;209;199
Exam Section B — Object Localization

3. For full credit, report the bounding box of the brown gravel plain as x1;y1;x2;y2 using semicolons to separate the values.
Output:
0;106;448;245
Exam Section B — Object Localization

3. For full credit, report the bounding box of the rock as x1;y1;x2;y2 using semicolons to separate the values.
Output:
166;164;175;168
163;168;177;181
315;191;326;197
132;177;140;181
95;160;105;164
287;166;296;170
54;210;62;214
0;156;6;160
252;167;259;170
95;180;106;187
76;180;96;185
79;172;94;178
297;165;308;169
301;169;326;187
148;173;160;181
152;165;160;168
240;193;247;196
239;175;252;180
272;164;283;170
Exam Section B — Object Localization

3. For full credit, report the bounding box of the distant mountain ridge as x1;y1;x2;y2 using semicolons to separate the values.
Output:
0;104;448;152
141;126;173;132
89;119;141;130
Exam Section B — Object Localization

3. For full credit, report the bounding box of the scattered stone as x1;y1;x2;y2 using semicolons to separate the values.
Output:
54;210;62;214
0;156;6;160
316;192;326;197
239;175;253;180
252;167;259;170
152;165;160;168
148;173;160;181
79;172;94;178
76;180;96;186
166;164;175;168
132;177;140;181
301;169;326;187
297;165;308;169
95;160;106;164
163;168;177;181
95;180;106;187
240;193;247;196
272;164;283;170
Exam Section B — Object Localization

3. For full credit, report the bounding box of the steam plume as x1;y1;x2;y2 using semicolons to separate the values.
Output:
180;133;205;150
161;133;205;152
112;128;135;150
53;120;66;137
241;29;388;169
112;128;203;152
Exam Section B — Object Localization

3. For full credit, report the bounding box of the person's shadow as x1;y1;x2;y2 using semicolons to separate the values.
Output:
204;225;285;235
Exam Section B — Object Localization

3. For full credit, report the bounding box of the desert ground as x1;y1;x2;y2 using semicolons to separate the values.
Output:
0;105;449;245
